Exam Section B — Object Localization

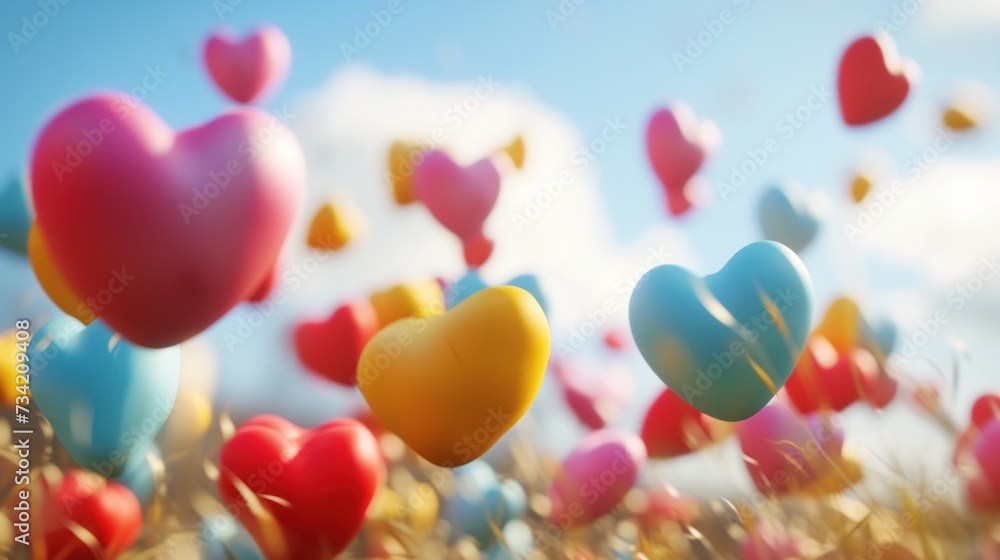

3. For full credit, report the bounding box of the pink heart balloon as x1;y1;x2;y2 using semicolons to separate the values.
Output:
413;150;500;266
548;430;646;528
204;25;291;104
737;405;843;494
552;360;633;430
645;103;720;216
30;95;306;348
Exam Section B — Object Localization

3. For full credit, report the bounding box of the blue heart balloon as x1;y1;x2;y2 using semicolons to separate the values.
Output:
0;175;31;255
446;271;549;316
629;241;813;421
29;317;180;477
446;460;527;545
758;181;820;253
113;444;162;507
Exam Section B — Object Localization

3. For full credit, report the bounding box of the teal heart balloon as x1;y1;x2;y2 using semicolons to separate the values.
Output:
0;175;31;255
445;460;527;545
757;181;820;253
446;271;549;316
628;241;813;421
29;317;180;477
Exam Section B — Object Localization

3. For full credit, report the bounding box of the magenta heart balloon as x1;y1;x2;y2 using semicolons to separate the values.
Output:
645;102;720;216
30;95;306;348
737;405;843;494
548;430;646;528
413;150;500;266
203;25;291;104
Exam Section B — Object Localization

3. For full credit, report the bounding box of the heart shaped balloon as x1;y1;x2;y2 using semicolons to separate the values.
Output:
757;181;821;253
784;335;881;414
445;460;527;545
294;299;380;386
30;95;306;348
738;405;846;494
548;430;646;528
387;140;424;205
29;316;179;477
203;25;291;104
358;286;550;467
645;102;720;216
639;387;714;458
629;241;813;421
369;279;445;327
413;150;500;267
306;200;364;251
218;415;384;560
0;175;30;255
837;33;918;126
41;470;143;560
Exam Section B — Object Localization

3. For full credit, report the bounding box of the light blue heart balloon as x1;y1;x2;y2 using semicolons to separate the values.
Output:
113;444;161;507
446;271;550;316
629;241;813;421
864;314;898;356
0;175;31;255
202;514;265;560
483;519;534;560
758;181;820;253
29;317;180;477
446;460;527;545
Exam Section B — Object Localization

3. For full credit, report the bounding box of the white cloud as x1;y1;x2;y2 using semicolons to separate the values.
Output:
918;0;1000;31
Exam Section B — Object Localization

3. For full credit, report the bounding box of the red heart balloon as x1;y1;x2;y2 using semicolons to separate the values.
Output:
41;470;142;560
294;300;380;386
639;387;713;458
30;96;306;348
784;335;880;414
218;415;384;560
837;34;917;126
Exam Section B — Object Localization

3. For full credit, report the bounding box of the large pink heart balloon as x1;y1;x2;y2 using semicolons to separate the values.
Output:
413;150;500;267
645;103;720;216
31;95;306;348
203;25;291;104
548;430;646;528
737;405;843;494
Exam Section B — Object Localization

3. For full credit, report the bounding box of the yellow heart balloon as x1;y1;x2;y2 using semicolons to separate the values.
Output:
369;279;445;327
306;200;364;250
501;135;525;169
815;296;862;354
358;286;550;467
387;141;424;205
943;106;977;131
849;174;871;204
0;330;29;408
27;223;95;324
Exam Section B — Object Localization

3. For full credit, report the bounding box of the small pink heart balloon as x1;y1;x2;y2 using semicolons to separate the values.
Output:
645;102;720;216
413;150;500;267
204;25;291;104
30;95;306;348
548;430;646;528
737;405;843;494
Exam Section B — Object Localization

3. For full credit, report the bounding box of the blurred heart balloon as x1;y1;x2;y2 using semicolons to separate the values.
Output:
548;430;646;528
30;95;306;348
552;359;633;430
784;335;880;414
218;415;384;560
629;241;813;421
639;387;714;458
646;102;720;216
413;150;500;267
387;140;424;205
29;317;179;477
837;33;918;126
0;175;30;255
446;460;527;545
370;279;444;327
306;199;364;250
203;25;291;104
294;299;380;386
358;286;550;467
757;181;821;253
42;470;143;560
